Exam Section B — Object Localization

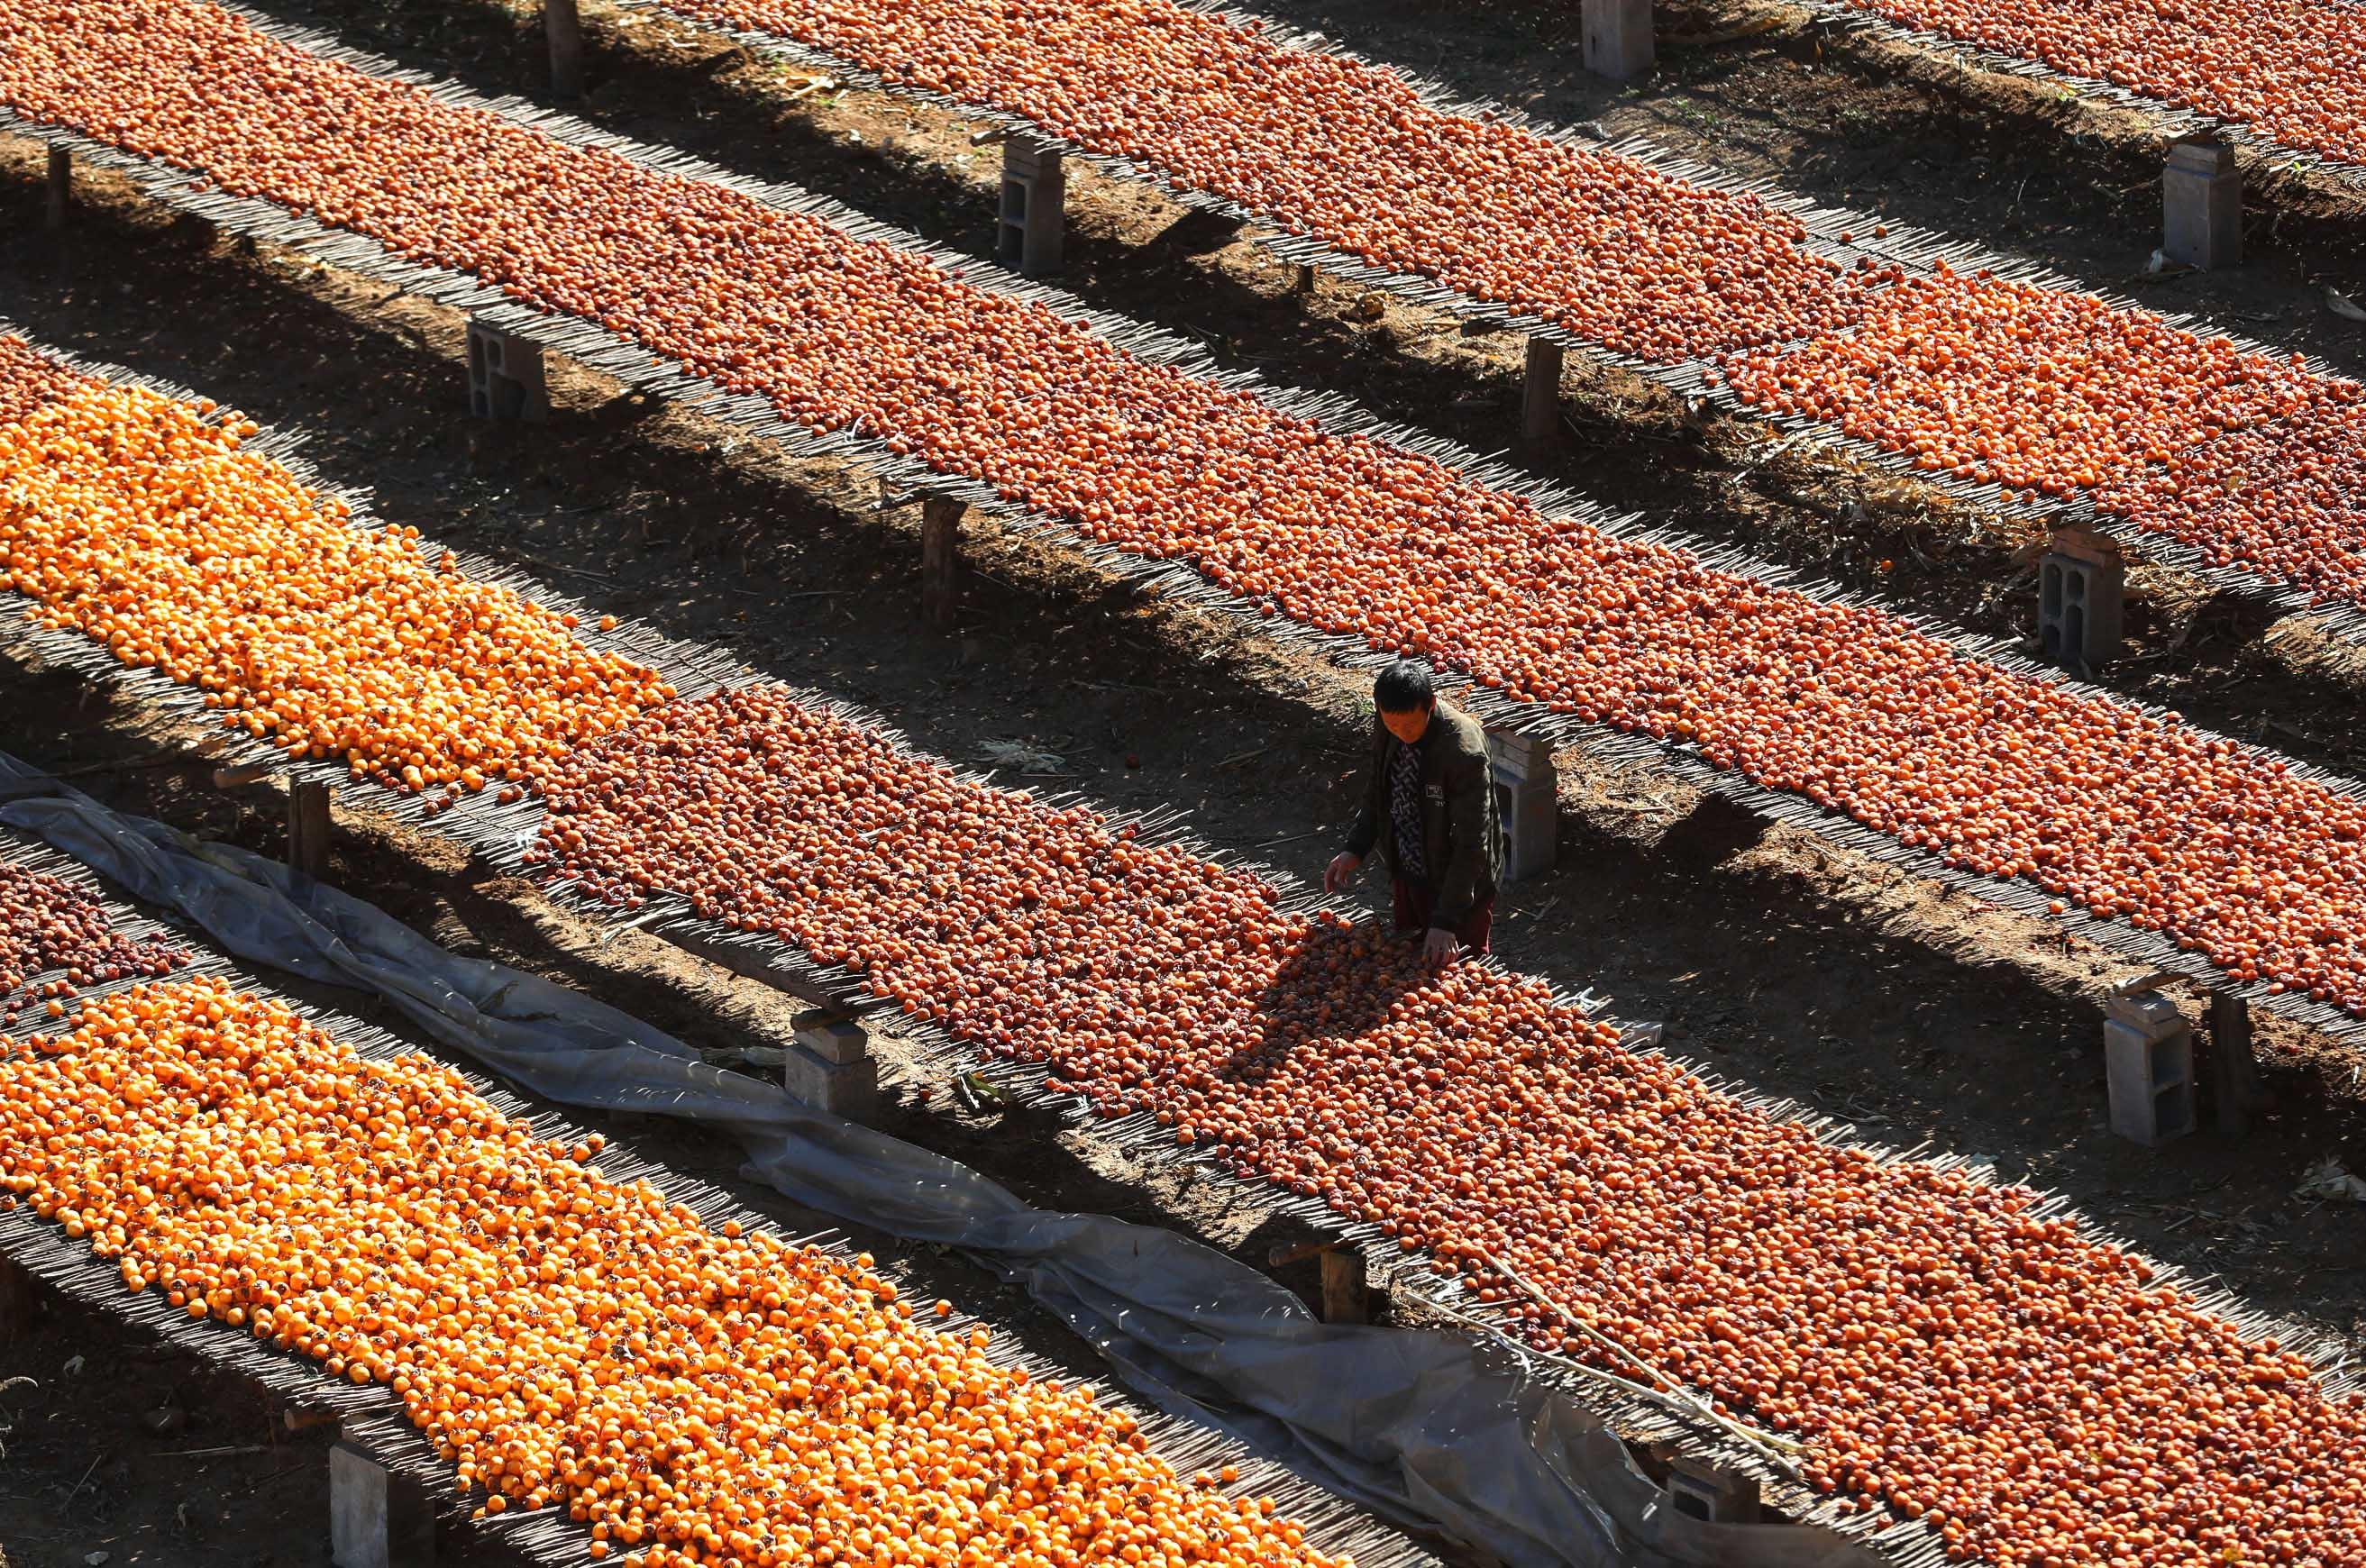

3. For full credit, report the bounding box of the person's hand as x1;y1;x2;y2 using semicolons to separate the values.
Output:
1423;927;1459;969
1323;852;1361;894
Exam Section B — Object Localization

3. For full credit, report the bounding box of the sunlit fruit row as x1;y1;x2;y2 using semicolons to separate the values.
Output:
528;684;2366;1568
0;976;1341;1568
0;337;674;794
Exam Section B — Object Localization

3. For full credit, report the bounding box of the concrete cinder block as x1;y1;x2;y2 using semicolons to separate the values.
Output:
2163;136;2242;271
1488;729;1558;884
1582;0;1655;81
2105;992;2196;1147
1495;777;1557;885
781;1040;878;1121
1485;728;1555;785
2039;541;2124;673
330;1440;434;1568
997;139;1065;278
466;317;548;423
1666;1455;1762;1524
792;1010;871;1066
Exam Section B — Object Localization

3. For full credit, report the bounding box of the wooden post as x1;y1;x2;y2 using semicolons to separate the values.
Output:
920;496;964;629
1319;1249;1370;1325
2207;989;2264;1137
289;780;334;880
44;147;70;232
0;1253;36;1347
1291;262;1316;295
1521;336;1565;460
547;0;587;100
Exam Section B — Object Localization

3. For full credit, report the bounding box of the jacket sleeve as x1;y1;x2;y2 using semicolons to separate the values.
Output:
1428;740;1492;928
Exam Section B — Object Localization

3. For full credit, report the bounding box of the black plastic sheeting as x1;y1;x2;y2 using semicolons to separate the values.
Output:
0;755;1681;1568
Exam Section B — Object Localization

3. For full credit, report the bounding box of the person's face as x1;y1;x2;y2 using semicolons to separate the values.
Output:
1380;701;1433;745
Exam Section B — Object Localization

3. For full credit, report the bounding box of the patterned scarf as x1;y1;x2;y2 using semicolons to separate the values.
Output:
1388;737;1426;881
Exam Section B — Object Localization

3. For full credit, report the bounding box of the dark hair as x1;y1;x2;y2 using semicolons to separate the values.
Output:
1373;660;1435;715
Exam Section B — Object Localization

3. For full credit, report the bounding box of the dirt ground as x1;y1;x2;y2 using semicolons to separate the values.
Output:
3;0;2366;1559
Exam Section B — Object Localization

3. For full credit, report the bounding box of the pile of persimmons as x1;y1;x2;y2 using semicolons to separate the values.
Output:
8;260;2366;1015
1827;0;2365;169
654;0;1866;363
0;862;186;1023
587;0;2366;607
533;685;2366;1568
1719;270;2366;600
14;0;2366;623
0;977;1338;1568
0;339;675;794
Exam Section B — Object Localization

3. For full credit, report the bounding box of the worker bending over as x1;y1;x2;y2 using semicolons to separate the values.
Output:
1324;661;1505;967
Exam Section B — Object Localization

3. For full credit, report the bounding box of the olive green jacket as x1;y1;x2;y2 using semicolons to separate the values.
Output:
1342;700;1504;928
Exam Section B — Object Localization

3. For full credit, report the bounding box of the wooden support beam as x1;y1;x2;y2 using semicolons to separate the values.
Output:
2207;989;2265;1138
547;0;587;101
0;1253;37;1348
2163;136;2241;270
44;147;70;232
1521;336;1564;461
1319;1248;1370;1326
920;496;964;630
289;780;334;881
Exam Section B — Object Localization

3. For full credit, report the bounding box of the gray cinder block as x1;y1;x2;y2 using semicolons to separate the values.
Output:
330;1441;434;1568
1583;0;1655;81
2105;991;2197;1147
2163;137;2241;271
998;140;1065;278
2039;530;2124;673
466;317;549;423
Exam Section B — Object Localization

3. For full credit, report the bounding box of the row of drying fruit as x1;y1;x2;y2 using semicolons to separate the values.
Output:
1827;0;2364;173
603;0;2366;608
2;329;2362;1566
0;859;188;1021
3;18;2364;1015
528;685;2366;1568
0;971;1339;1568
